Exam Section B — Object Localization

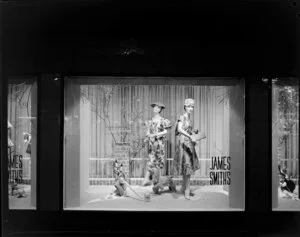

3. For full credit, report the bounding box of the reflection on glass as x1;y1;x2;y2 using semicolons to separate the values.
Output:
272;78;299;210
64;77;245;211
8;78;37;209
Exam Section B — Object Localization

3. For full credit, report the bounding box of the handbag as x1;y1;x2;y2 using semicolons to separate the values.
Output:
190;132;206;142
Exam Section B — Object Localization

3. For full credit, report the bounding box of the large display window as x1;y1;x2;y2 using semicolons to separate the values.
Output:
64;77;245;210
7;77;38;209
272;78;299;210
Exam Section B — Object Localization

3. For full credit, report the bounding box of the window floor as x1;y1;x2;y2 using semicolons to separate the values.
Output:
65;185;243;211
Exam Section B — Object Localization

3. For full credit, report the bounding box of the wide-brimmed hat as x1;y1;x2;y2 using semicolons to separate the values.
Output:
184;98;195;107
151;102;166;109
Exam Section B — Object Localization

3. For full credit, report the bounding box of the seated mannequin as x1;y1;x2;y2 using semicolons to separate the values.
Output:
278;165;299;200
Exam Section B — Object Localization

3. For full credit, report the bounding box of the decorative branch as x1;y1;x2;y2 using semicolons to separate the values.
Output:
80;84;118;145
80;84;147;157
9;83;35;136
273;82;299;162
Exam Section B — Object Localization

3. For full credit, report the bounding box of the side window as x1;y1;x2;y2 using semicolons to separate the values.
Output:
8;78;38;209
272;78;299;210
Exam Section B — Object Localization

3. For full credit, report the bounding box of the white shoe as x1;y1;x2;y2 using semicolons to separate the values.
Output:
184;190;191;200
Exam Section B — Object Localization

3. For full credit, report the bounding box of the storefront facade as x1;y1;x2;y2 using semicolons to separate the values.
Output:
1;0;300;236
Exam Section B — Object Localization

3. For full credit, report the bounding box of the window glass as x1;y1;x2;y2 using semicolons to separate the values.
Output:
8;78;37;209
64;77;245;211
272;78;299;210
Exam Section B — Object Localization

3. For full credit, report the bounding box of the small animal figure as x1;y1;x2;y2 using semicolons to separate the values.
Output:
113;160;128;197
9;179;26;198
149;167;176;194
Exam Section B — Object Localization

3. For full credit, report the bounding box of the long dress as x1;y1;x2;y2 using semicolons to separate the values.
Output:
144;116;172;171
174;115;200;176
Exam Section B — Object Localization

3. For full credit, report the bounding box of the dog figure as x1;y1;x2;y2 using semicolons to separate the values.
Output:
9;178;26;198
149;167;176;194
113;160;128;197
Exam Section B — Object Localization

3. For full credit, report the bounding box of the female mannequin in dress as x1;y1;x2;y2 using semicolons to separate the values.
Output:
142;102;172;186
174;98;200;200
8;121;14;148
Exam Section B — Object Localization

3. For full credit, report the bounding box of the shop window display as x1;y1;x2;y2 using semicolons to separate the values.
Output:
64;77;245;210
272;78;299;210
7;78;37;209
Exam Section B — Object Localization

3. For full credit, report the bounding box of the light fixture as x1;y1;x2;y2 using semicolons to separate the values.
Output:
54;73;61;81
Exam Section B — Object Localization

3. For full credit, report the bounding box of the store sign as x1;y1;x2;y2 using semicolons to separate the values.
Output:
8;154;23;183
209;156;231;185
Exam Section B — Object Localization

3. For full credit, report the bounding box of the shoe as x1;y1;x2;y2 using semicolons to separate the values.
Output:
169;185;176;192
153;186;160;194
184;190;191;200
123;190;129;197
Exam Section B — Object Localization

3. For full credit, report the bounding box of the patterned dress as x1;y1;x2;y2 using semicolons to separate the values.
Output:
145;117;172;171
174;115;200;176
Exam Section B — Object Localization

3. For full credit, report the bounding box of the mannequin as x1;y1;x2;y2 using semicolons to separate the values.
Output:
8;121;14;148
142;102;172;187
174;98;200;200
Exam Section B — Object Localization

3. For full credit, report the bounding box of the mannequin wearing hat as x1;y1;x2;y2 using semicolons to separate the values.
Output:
8;121;14;148
174;98;200;200
142;102;172;187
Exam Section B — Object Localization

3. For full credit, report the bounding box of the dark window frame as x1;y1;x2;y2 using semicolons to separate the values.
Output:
1;0;300;235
